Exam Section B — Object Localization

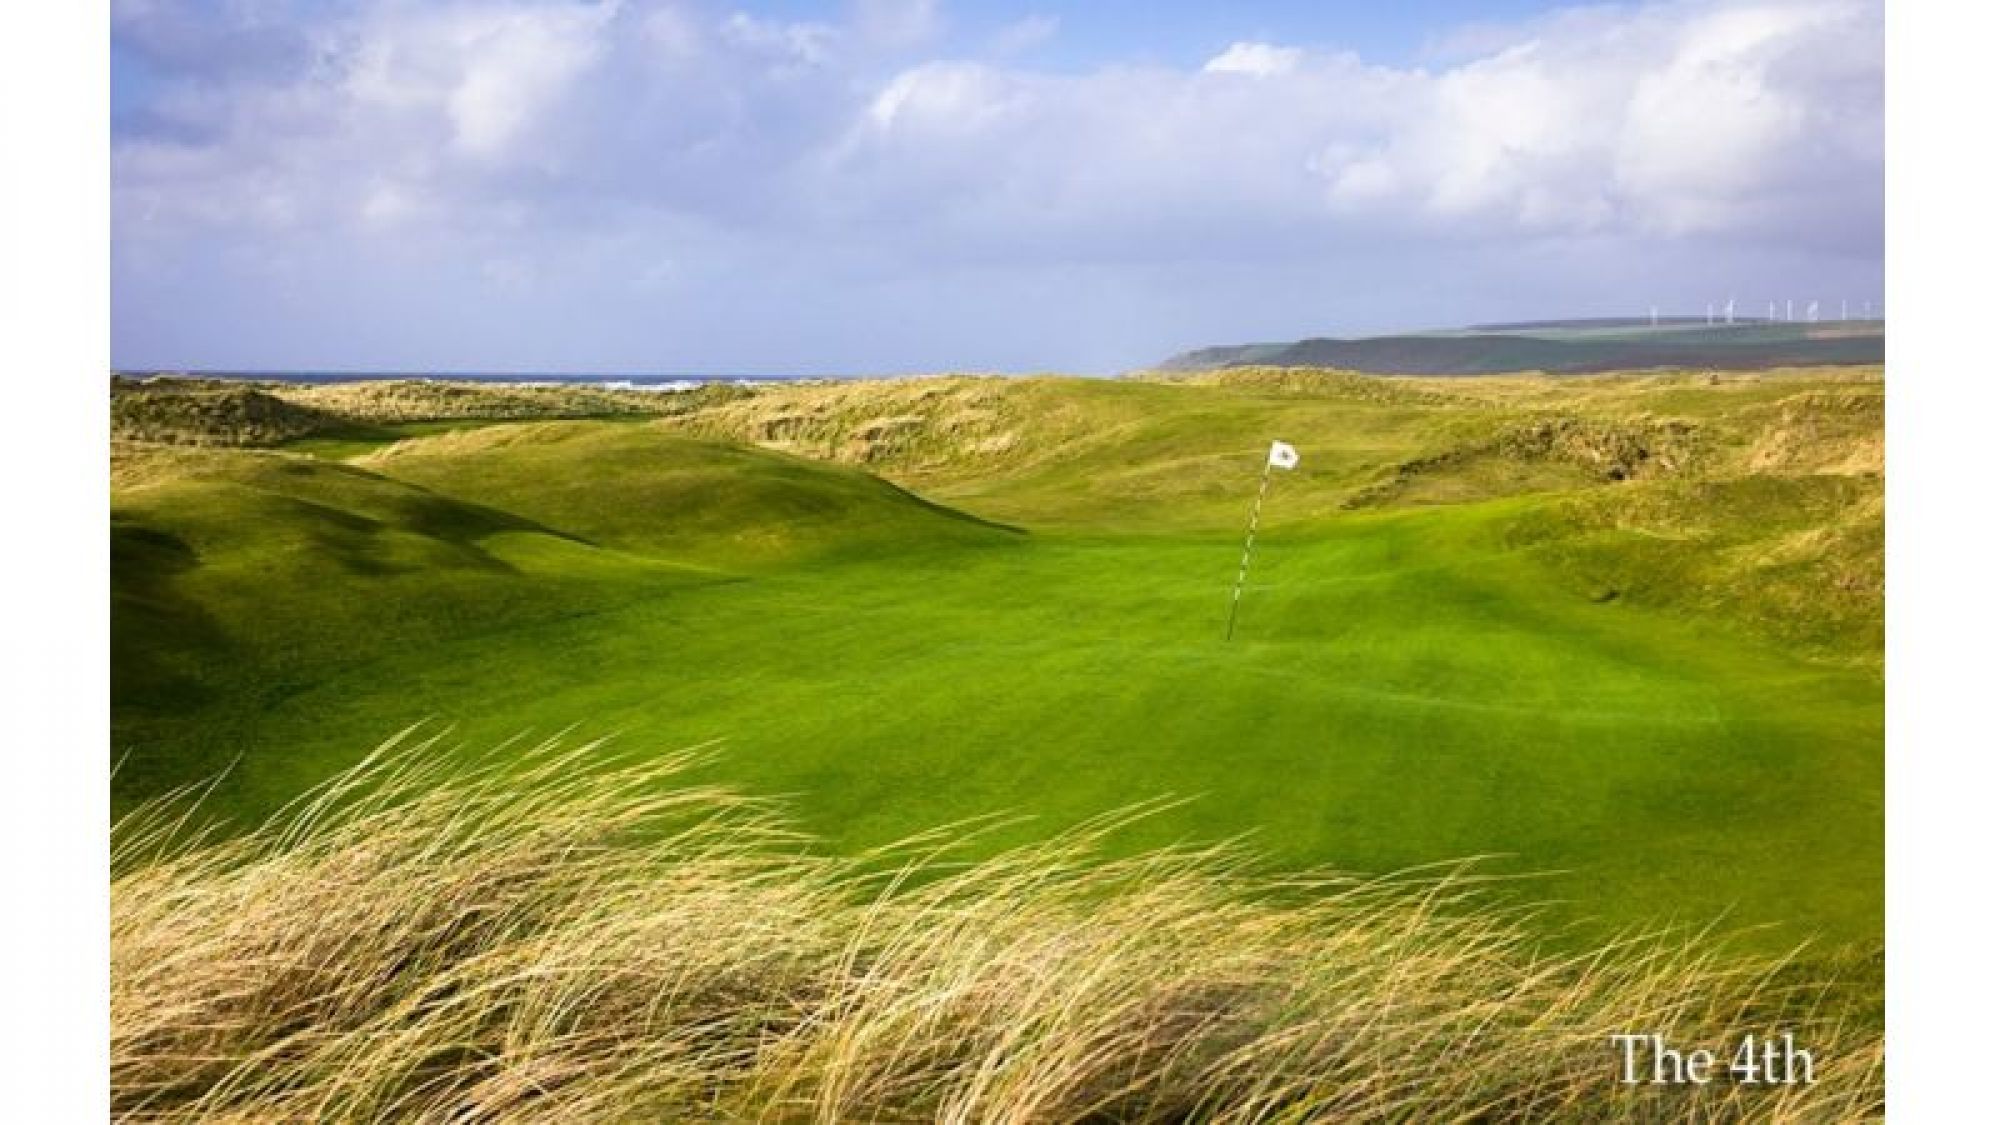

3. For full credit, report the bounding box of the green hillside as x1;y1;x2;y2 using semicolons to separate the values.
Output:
110;379;344;446
354;422;1013;565
110;368;1883;985
1158;321;1886;375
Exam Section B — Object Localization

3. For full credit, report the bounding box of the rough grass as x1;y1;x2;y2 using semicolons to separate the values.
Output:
110;380;343;446
277;378;750;425
113;733;1883;1123
110;375;752;448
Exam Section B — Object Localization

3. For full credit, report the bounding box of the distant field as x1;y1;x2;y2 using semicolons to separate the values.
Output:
110;367;1883;985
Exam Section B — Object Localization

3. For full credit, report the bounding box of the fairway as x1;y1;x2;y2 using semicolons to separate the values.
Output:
111;371;1883;972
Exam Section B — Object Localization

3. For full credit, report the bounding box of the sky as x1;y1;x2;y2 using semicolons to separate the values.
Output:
111;0;1885;375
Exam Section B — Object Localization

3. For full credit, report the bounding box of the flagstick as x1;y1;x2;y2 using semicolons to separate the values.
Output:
1225;459;1274;642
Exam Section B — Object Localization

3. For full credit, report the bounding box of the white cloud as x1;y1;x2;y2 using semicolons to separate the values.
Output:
1612;5;1827;230
343;2;618;160
1203;42;1303;78
1310;2;1878;239
865;62;1017;132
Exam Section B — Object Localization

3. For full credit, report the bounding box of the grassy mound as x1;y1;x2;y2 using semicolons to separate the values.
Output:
1515;475;1884;655
1135;365;1478;406
113;734;1882;1123
279;377;748;425
111;379;344;446
111;375;753;450
352;422;1015;565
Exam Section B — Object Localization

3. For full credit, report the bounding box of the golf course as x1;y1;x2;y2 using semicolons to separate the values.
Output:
110;366;1883;975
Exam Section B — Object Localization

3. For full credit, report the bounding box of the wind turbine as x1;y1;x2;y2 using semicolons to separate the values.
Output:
1786;298;1794;322
1806;300;1819;323
1724;297;1735;325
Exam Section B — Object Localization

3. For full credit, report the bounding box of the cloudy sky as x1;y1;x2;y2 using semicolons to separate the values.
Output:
111;0;1883;375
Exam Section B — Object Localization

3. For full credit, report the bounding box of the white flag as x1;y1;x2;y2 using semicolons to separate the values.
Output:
1267;440;1300;470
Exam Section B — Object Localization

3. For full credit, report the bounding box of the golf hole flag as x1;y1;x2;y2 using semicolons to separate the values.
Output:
1227;440;1299;640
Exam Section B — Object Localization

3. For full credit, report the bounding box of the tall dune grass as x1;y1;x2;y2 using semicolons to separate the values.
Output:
112;732;1882;1122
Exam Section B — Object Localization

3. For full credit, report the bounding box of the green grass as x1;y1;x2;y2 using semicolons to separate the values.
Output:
110;371;1883;987
274;418;528;459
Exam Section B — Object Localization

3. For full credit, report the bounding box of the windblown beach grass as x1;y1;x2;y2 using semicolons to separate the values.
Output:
113;732;1883;1123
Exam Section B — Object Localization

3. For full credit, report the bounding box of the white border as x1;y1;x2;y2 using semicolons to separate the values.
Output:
4;0;1993;1118
1886;1;2000;1118
0;2;110;1118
